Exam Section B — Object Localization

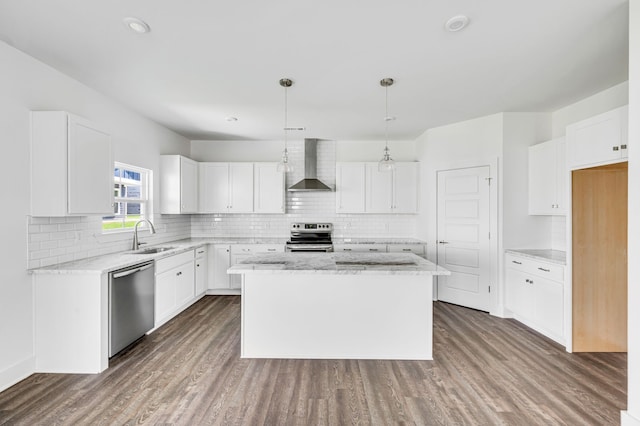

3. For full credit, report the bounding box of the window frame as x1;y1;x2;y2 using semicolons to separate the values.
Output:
102;162;153;233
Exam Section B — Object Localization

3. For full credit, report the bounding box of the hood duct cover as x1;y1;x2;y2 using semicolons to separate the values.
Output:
288;139;333;192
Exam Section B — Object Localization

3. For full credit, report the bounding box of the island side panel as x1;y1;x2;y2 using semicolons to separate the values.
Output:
241;273;433;360
34;273;108;373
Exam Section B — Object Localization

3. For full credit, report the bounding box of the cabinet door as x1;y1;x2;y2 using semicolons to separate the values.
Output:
195;247;208;296
505;268;534;321
68;116;113;214
554;139;566;214
198;163;230;213
567;105;628;169
335;163;366;213
155;270;176;326
229;163;254;213
366;163;393;213
210;245;231;290
180;157;198;213
528;140;557;215
254;163;284;213
392;162;418;213
533;276;563;338
175;261;195;308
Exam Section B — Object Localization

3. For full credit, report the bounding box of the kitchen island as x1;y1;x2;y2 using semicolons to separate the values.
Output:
228;252;450;360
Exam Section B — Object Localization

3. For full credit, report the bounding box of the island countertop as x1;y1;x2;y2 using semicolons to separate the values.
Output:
227;252;450;276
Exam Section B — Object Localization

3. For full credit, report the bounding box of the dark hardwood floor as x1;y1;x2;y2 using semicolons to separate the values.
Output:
0;296;626;425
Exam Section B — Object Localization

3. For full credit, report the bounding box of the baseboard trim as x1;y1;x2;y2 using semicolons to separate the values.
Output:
0;356;35;393
622;411;640;426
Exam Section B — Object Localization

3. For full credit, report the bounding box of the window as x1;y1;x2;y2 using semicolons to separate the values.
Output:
102;163;152;232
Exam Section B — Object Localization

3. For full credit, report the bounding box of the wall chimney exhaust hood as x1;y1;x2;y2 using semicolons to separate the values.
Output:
288;139;333;192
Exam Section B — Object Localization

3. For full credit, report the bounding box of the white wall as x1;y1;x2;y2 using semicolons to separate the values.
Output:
0;40;190;392
623;1;640;424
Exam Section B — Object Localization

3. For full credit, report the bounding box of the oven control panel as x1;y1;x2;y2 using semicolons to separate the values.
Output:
290;223;333;231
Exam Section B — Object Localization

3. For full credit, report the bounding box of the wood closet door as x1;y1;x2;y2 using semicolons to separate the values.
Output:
572;162;627;352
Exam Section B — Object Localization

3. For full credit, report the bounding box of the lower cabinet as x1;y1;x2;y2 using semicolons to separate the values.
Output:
155;250;195;328
195;246;208;296
334;243;426;258
505;253;564;344
209;244;284;293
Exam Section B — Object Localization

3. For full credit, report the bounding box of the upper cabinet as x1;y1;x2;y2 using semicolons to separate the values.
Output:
336;163;366;213
160;155;198;214
566;105;628;170
199;162;254;213
253;163;285;214
528;137;566;215
335;162;418;214
31;111;113;216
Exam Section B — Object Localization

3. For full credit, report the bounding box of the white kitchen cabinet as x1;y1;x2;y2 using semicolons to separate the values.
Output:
160;155;198;214
528;137;566;215
195;246;208;296
335;162;418;214
31;111;113;216
387;244;426;258
229;244;284;289
335;163;366;213
334;244;388;253
366;162;418;213
254;163;285;213
155;250;195;328
199;162;254;213
566;105;628;169
504;253;564;344
209;245;232;293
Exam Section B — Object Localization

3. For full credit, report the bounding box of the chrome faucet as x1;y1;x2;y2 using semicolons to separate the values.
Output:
132;219;156;250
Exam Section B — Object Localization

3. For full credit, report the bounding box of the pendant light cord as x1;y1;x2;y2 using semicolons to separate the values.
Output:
384;84;389;151
284;83;288;153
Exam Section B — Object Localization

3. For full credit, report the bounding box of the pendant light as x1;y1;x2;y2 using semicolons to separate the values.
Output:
378;77;396;172
277;78;294;173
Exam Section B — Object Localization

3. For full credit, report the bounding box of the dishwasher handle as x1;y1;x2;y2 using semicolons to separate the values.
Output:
112;263;153;279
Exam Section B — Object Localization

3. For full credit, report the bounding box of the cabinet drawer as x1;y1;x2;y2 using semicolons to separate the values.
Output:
195;245;207;259
387;244;425;256
155;250;195;274
505;254;563;282
334;244;387;253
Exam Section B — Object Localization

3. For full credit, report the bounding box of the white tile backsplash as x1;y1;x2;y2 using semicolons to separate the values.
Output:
551;215;566;251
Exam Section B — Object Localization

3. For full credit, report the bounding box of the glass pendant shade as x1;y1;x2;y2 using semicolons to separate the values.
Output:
277;148;293;173
378;146;395;172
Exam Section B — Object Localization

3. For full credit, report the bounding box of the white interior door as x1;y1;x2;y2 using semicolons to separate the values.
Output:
437;166;491;312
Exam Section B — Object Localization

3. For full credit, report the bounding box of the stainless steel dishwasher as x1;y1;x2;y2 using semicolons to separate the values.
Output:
109;261;155;357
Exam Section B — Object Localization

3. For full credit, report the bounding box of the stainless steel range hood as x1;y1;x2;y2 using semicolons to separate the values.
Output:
288;139;333;192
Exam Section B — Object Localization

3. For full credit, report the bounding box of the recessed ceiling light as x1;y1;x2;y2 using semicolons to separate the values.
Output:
225;116;238;122
445;15;469;32
123;17;151;34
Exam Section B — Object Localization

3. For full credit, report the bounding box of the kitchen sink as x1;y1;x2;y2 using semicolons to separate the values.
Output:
128;246;176;254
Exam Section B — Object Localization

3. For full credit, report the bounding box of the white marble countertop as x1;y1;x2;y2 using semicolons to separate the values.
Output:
504;249;566;265
228;252;450;276
29;237;430;275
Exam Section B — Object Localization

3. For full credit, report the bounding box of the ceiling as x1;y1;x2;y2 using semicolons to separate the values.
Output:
0;0;629;141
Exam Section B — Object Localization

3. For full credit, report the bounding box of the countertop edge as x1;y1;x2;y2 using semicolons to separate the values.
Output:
504;249;567;265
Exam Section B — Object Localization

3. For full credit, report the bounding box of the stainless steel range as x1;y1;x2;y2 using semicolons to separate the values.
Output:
285;222;333;252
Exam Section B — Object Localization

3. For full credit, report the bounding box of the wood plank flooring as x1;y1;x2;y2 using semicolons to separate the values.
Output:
0;296;627;425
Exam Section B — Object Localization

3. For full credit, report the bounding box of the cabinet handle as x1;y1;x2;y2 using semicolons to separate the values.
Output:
196;263;200;267
267;249;276;252
613;146;619;151
525;279;530;283
621;144;627;149
538;267;550;272
438;241;449;245
512;260;522;265
197;250;205;254
343;248;352;251
369;248;379;252
176;271;182;276
402;248;412;252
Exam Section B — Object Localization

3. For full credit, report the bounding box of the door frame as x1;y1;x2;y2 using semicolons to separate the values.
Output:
434;157;500;316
